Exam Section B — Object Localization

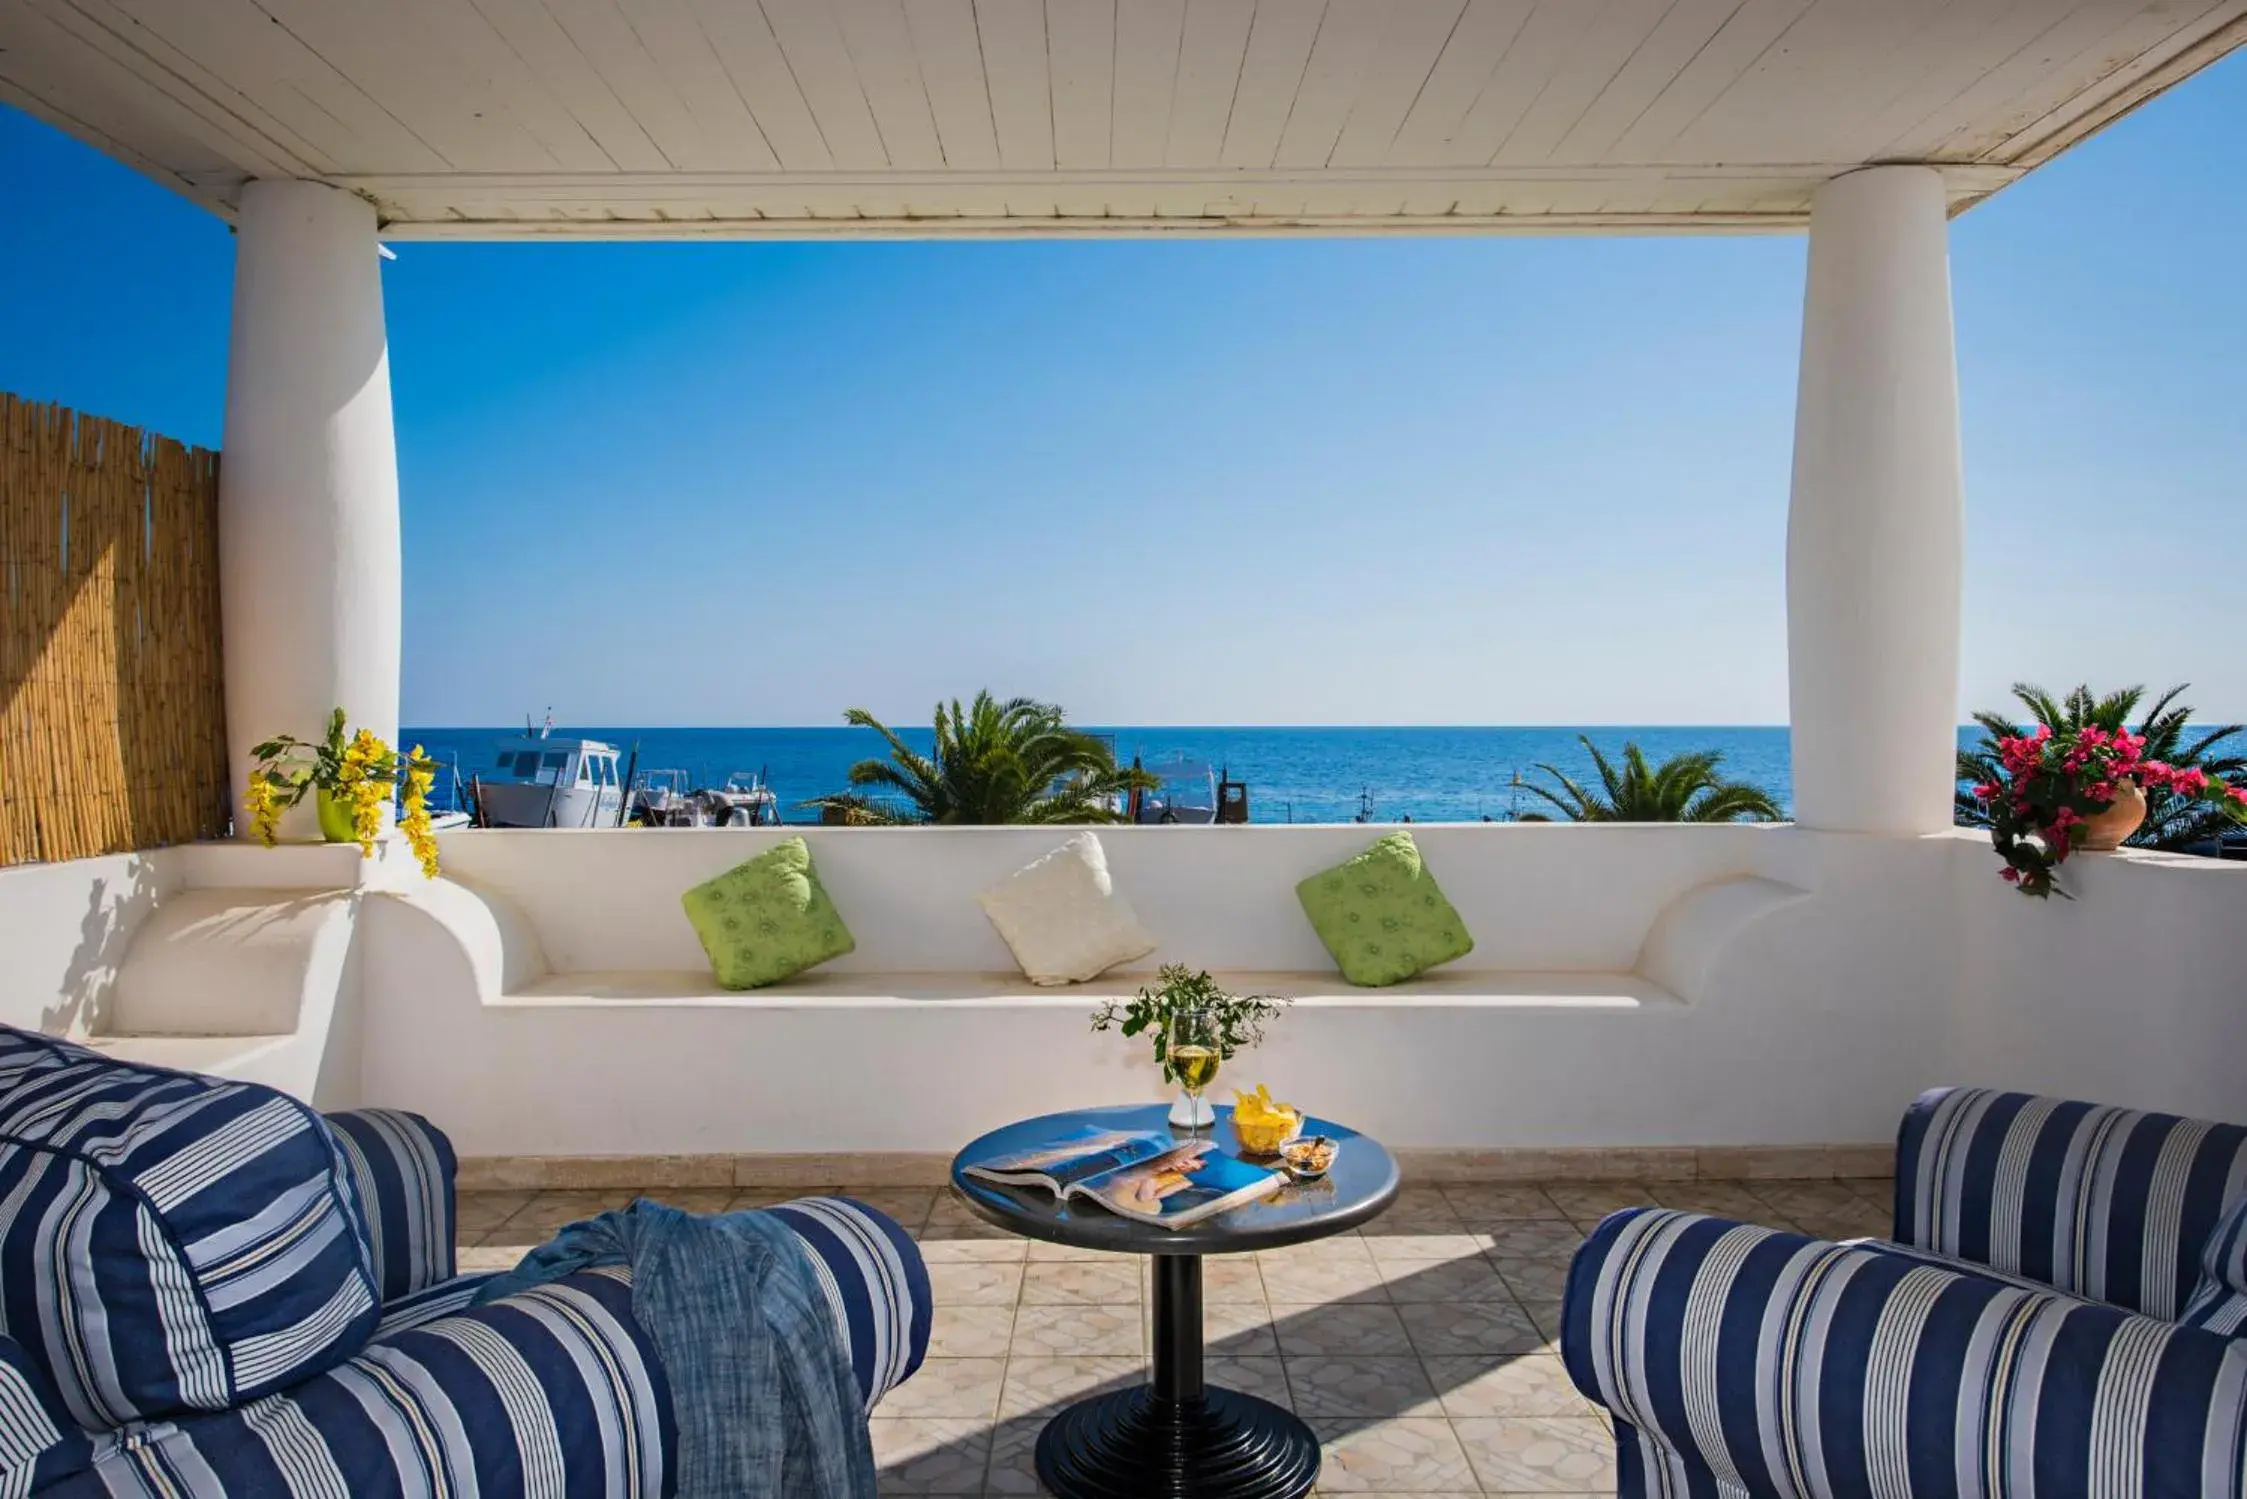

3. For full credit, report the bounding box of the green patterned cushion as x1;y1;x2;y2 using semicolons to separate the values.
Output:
682;837;856;990
1294;831;1474;987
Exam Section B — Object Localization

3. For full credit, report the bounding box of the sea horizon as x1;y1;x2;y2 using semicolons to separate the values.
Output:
401;722;2003;825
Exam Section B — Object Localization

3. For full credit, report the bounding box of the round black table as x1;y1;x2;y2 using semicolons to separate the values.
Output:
950;1103;1398;1499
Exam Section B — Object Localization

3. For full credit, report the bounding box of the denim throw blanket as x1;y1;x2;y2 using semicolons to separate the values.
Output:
476;1201;876;1499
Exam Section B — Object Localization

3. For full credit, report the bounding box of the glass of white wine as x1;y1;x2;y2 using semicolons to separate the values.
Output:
1168;1007;1222;1134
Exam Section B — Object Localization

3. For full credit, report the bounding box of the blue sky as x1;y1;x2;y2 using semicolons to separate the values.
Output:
1;53;2241;728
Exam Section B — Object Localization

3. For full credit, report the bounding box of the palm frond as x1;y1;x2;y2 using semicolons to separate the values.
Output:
2177;722;2244;763
1582;738;1626;808
2011;682;2066;730
1685;783;1783;823
843;759;922;796
1515;742;1774;824
1515;766;1597;821
836;690;1130;825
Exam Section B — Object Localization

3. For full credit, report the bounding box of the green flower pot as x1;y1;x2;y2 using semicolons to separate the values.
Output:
315;787;357;844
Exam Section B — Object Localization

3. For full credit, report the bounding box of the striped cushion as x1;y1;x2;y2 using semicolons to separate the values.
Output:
0;1335;92;1495
55;1268;673;1498
324;1108;458;1301
1564;1207;2247;1498
767;1197;932;1410
373;1272;494;1339
2182;1194;2247;1336
1897;1085;2247;1317
0;1028;380;1427
1843;1236;2065;1297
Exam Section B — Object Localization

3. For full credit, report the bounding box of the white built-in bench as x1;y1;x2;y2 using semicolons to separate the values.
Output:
331;824;1814;1157
46;823;2246;1170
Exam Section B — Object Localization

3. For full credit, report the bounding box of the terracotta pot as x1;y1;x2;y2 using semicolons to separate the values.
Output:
2075;779;2146;851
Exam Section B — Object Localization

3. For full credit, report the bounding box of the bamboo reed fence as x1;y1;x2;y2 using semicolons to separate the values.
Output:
0;393;230;866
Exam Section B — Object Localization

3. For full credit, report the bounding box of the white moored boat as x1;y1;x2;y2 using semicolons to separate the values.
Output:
476;732;626;828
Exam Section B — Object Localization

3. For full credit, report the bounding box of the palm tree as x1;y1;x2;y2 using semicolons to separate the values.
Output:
1513;737;1782;823
813;692;1152;825
1955;683;2246;851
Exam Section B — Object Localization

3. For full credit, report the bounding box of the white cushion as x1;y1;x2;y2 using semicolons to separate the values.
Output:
976;832;1158;985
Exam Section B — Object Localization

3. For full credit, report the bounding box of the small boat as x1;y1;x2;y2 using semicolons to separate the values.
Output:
1133;754;1219;824
628;769;783;828
702;770;781;828
475;733;627;828
630;769;703;827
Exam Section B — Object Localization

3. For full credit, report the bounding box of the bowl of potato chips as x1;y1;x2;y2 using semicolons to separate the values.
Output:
1230;1084;1304;1156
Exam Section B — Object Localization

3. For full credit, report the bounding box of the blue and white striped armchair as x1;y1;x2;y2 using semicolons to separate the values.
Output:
1562;1087;2247;1498
0;1030;931;1497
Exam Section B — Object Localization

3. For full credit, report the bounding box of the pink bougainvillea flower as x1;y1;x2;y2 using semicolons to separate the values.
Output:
2173;767;2210;796
2000;867;2021;883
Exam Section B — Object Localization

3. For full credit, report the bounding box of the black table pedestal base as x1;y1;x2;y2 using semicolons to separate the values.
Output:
1033;1384;1319;1499
1033;1253;1318;1497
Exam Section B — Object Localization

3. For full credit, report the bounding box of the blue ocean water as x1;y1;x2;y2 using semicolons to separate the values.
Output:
401;723;1909;823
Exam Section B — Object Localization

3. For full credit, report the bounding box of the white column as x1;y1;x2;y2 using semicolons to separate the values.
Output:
1786;166;1963;835
219;180;400;837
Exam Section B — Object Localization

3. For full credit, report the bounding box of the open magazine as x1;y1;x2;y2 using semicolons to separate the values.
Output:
963;1127;1284;1229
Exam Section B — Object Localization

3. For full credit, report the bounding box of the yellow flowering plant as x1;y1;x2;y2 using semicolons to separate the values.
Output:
246;707;442;875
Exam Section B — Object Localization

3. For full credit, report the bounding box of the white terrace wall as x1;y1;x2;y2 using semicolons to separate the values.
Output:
7;825;2239;1159
361;824;1972;1157
0;850;175;1037
1949;839;2247;1124
0;842;388;1105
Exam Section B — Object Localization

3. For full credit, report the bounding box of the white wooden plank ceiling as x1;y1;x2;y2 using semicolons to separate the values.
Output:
2;0;2241;237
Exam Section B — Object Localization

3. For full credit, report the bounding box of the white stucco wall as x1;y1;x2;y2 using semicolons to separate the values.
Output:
431;823;1784;977
7;825;2239;1158
0;850;178;1037
359;823;1973;1156
0;842;388;1105
1948;837;2247;1124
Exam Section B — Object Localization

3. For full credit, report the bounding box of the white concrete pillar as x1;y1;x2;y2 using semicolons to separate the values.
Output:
1786;166;1964;834
220;180;400;837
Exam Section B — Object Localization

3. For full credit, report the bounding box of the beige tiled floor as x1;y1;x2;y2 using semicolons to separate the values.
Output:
457;1177;1894;1496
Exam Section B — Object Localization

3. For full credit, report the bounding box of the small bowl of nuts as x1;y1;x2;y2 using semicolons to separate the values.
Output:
1279;1135;1338;1183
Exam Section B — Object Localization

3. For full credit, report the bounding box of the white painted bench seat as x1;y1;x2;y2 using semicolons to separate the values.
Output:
38;827;2247;1159
59;826;1832;1152
339;828;1833;1155
502;968;1683;1010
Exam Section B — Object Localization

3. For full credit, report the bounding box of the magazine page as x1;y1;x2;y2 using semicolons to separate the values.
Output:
1073;1140;1282;1227
964;1128;1177;1192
